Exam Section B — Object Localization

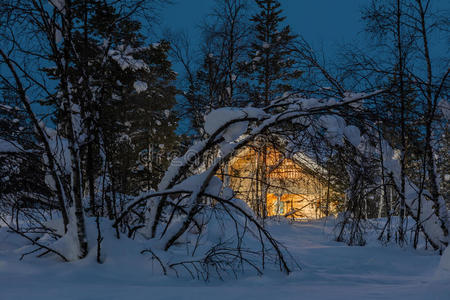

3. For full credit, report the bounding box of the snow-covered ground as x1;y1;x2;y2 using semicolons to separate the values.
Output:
0;219;448;300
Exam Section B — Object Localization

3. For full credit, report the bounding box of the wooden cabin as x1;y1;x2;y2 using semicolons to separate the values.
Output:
220;145;343;219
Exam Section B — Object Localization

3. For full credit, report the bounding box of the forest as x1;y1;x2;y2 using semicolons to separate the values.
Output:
0;0;449;299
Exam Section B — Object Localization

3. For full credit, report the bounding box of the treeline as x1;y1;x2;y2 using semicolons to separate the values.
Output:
0;0;181;258
0;0;448;273
168;0;449;247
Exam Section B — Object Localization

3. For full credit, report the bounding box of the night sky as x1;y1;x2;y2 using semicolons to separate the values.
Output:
158;0;449;71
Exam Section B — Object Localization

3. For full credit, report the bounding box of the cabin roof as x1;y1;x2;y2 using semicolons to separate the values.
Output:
230;144;328;180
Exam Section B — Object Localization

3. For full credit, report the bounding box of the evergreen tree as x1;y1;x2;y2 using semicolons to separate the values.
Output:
41;1;180;208
0;85;49;210
108;41;179;193
0;86;31;146
77;2;180;196
380;72;423;184
242;0;301;107
437;130;449;207
186;52;226;134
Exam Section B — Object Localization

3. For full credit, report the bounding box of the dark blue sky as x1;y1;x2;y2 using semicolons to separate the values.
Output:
159;0;365;39
158;0;449;67
157;0;367;58
157;0;448;134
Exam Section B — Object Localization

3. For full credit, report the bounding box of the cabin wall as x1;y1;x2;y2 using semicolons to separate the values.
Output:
222;147;341;219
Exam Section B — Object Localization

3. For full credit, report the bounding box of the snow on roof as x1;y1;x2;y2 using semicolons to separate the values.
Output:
291;151;327;177
230;144;327;179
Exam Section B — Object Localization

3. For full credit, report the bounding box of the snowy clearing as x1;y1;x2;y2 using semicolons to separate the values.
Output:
0;219;448;300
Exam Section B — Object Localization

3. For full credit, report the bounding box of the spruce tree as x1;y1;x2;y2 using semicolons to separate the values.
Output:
82;2;180;195
0;85;49;209
43;1;180;203
243;0;301;107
